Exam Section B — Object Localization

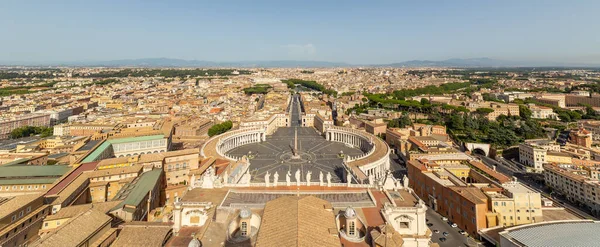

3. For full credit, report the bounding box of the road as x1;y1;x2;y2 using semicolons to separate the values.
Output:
426;207;484;247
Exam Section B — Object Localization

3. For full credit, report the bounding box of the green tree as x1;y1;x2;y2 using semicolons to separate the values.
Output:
519;105;532;119
208;121;233;137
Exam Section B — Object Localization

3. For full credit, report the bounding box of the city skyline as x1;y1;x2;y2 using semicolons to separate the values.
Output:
1;0;599;65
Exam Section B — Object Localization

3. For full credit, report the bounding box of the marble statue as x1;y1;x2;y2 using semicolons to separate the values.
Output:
273;171;279;186
306;171;312;186
286;170;291;186
319;171;324;186
346;173;352;186
326;172;332;187
222;170;228;185
265;171;270;187
403;175;409;188
295;169;301;185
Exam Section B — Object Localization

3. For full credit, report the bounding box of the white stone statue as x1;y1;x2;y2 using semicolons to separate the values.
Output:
190;174;197;189
286;170;291;186
265;171;270;187
368;173;374;186
273;171;279;186
403;175;409;188
222;170;228;185
295;169;301;185
327;172;332;187
319;171;324;186
346;173;352;186
306;171;312;186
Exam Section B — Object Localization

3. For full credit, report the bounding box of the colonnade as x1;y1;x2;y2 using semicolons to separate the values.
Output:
326;130;372;152
215;129;266;160
325;126;390;181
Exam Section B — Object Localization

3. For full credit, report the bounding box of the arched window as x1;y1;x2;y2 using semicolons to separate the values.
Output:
349;221;355;236
241;222;248;236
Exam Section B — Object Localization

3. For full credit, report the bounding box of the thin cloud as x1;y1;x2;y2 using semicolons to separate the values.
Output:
281;43;316;57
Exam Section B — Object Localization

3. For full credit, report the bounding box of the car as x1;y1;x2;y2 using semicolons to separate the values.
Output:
459;230;467;235
443;232;449;236
451;223;458;228
426;218;429;222
439;237;447;242
441;217;448;221
433;230;440;233
427;223;433;227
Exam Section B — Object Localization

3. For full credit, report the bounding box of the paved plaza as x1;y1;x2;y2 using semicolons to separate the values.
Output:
226;127;365;183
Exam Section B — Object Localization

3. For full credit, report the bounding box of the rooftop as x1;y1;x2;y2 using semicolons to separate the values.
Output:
501;220;600;247
111;169;162;211
255;196;340;247
0;165;71;178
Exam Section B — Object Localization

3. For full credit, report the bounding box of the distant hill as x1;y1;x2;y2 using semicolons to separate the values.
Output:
380;58;516;67
1;57;598;68
9;58;351;68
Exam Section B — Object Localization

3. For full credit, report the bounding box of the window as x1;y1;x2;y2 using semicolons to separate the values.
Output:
349;221;355;236
44;222;49;227
241;222;247;236
26;206;31;213
19;211;24;218
57;221;60;226
11;215;16;222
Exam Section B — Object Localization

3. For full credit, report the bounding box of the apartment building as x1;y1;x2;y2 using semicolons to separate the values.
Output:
519;140;561;172
407;159;488;236
527;104;558;120
581;121;600;142
0;114;51;139
485;182;543;227
544;163;600;215
0;194;50;247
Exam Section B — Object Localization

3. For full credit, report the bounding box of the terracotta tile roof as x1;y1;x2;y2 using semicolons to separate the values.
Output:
370;223;404;247
112;222;173;247
33;209;111;247
255;196;340;247
44;201;122;221
0;193;42;219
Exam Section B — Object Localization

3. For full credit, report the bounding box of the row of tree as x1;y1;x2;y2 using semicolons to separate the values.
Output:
10;126;53;139
208;121;233;137
281;79;337;96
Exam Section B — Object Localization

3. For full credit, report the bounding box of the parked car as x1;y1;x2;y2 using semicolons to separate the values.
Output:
443;232;449;236
459;230;467;235
451;223;458;228
439;237;447;242
427;223;433;227
441;216;448;221
433;229;440;233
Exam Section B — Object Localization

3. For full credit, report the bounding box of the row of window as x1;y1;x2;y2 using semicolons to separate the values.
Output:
4;208;46;242
0;185;47;191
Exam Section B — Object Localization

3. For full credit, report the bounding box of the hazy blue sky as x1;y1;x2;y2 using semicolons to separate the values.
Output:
1;0;599;64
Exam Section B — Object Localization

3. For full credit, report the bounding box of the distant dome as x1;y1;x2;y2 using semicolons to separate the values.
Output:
188;238;201;247
344;207;356;218
239;207;252;219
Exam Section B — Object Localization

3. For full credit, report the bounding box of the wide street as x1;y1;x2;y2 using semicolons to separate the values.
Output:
426;207;485;247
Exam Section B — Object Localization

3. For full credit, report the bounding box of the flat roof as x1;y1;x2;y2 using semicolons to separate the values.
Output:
0;165;71;178
112;169;162;210
502;220;600;247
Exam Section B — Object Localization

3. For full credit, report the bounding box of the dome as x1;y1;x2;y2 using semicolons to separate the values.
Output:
239;207;252;219
344;207;356;219
188;238;201;247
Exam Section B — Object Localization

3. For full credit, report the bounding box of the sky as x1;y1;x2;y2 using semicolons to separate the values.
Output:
1;0;599;64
